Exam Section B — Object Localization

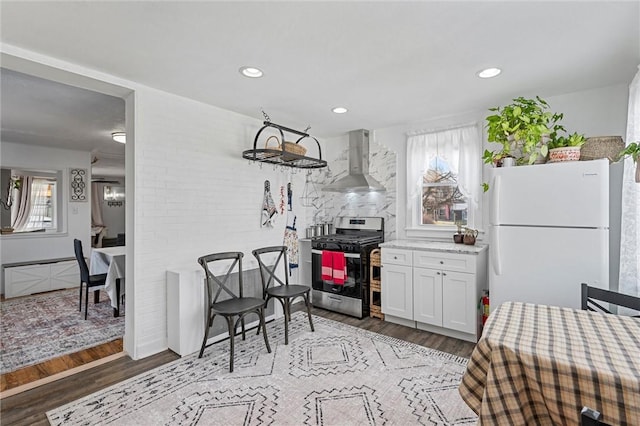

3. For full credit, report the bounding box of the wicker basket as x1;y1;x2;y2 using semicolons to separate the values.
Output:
580;136;624;163
265;135;307;160
370;248;381;266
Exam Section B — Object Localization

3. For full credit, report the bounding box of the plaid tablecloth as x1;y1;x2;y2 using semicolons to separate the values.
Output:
459;301;640;425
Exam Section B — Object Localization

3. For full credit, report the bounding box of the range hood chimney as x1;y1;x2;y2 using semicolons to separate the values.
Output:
322;129;386;193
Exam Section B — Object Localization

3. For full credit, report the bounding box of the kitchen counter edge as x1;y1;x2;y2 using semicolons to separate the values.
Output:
379;239;487;255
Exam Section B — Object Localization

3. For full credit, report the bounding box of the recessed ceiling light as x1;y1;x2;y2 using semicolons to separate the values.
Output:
111;132;126;144
239;66;263;78
477;67;502;79
332;107;348;114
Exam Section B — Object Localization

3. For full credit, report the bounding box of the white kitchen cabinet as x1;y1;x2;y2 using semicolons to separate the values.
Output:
380;242;487;342
4;258;79;298
441;270;476;334
413;267;442;325
381;262;413;320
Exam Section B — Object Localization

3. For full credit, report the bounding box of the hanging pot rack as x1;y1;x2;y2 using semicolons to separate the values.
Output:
242;121;327;169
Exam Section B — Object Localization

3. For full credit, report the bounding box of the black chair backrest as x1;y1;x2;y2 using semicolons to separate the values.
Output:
198;252;245;305
581;283;640;317
73;239;90;283
253;246;289;293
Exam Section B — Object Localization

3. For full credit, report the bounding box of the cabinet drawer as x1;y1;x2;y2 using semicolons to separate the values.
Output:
412;251;476;273
381;248;412;266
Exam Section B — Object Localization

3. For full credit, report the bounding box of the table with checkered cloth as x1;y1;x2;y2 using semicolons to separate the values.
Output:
459;301;640;425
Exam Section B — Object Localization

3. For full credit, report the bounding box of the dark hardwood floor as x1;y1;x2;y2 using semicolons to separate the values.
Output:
1;339;124;393
0;306;476;426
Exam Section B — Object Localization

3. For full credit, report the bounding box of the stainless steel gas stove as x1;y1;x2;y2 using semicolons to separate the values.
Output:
311;217;384;318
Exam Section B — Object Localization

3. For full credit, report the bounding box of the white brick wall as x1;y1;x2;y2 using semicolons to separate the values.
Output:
132;88;308;357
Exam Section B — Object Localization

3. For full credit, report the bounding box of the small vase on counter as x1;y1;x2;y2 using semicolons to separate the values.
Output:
463;228;479;245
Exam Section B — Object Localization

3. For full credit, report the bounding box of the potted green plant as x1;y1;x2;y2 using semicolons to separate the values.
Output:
548;132;586;162
618;141;640;182
484;96;564;166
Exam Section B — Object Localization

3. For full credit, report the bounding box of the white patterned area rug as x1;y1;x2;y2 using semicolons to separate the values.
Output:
1;288;124;374
47;312;477;425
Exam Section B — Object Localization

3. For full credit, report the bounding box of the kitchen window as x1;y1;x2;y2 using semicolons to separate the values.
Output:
406;124;481;236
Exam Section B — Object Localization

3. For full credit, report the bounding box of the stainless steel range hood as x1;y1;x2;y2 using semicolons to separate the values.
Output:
322;129;386;193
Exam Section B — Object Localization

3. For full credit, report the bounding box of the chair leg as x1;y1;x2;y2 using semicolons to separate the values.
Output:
78;283;83;312
260;308;271;353
84;285;89;320
304;292;315;332
240;317;246;341
114;278;121;318
199;312;214;358
227;316;236;372
93;289;100;304
257;297;270;336
283;298;290;345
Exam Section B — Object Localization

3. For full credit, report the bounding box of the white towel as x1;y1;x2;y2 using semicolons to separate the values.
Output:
261;188;277;227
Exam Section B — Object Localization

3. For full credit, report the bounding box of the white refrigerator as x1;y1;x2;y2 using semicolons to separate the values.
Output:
489;158;619;311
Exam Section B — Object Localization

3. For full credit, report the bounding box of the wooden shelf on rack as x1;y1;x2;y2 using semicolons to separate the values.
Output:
369;248;383;320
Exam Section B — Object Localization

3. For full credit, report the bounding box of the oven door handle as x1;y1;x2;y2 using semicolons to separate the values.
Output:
312;249;360;259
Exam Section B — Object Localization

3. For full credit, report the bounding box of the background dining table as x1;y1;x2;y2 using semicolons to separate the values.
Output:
90;246;125;317
459;301;640;426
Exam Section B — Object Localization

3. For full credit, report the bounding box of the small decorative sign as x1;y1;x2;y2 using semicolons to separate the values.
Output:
69;168;87;202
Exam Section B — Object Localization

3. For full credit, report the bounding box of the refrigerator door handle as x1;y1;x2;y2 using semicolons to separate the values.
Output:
491;226;502;275
491;174;501;225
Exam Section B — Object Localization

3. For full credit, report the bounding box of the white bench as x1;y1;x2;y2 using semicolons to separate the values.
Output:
3;257;79;298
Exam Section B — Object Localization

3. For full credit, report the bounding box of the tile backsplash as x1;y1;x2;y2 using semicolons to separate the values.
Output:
307;141;397;241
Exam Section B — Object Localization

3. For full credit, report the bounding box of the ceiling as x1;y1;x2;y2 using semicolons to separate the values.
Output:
1;69;126;177
1;1;638;173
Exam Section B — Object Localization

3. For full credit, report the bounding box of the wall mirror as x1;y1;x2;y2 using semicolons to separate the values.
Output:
103;185;125;202
0;167;63;234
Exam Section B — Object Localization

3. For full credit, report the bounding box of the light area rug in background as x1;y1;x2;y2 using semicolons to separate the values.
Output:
1;288;124;374
47;312;477;425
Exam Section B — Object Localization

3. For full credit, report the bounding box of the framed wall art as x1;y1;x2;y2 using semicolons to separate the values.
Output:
69;168;87;202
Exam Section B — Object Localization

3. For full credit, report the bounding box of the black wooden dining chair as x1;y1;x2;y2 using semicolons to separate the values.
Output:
197;251;271;372
73;239;107;320
253;246;314;345
581;283;640;317
580;284;639;425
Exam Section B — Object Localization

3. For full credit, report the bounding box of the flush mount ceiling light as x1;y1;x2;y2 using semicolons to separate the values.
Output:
332;107;348;114
111;132;126;144
477;67;502;79
239;66;263;78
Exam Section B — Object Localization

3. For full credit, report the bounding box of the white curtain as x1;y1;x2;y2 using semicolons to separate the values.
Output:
407;124;481;221
91;182;104;227
619;65;640;297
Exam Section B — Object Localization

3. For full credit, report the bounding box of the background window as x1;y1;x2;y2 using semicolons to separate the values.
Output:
407;124;480;232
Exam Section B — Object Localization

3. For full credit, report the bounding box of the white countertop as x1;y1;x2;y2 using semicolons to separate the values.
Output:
379;239;487;255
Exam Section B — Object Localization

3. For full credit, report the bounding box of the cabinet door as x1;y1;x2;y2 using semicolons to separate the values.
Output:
5;264;50;298
442;271;476;334
413;268;442;326
381;263;413;320
50;261;80;290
